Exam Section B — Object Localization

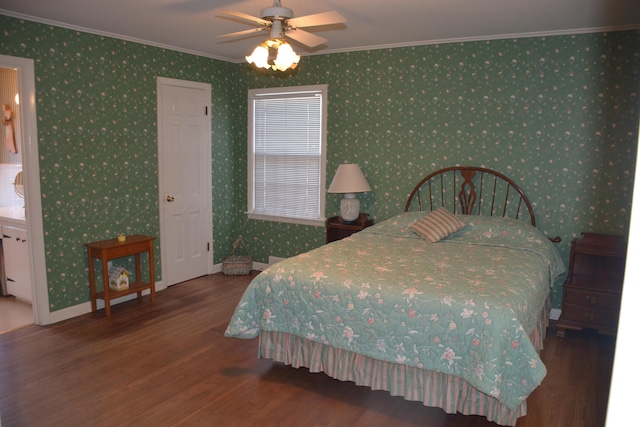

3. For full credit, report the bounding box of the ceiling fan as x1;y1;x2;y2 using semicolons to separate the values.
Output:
216;0;347;49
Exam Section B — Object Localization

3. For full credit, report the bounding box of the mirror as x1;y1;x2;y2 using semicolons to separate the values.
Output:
13;170;24;198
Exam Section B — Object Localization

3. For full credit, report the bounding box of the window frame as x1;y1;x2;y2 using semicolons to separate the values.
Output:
247;84;328;227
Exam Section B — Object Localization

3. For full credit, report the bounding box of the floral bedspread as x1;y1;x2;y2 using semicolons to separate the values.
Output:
225;213;566;410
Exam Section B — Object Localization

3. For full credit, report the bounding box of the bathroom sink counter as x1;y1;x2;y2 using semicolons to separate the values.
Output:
0;206;26;228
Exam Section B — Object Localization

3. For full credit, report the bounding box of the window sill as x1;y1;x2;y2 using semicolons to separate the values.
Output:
247;213;325;227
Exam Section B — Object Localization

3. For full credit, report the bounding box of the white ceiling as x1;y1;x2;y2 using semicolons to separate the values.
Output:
1;0;639;62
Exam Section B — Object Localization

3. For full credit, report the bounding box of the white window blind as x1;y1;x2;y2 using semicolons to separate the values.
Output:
248;85;327;225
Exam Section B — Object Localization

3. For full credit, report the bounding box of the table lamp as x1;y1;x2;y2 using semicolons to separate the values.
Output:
327;164;372;223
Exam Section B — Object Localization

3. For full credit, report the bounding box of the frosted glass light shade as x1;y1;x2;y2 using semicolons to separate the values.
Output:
246;44;270;69
273;42;300;71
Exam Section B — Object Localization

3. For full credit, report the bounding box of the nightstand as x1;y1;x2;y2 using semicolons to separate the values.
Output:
556;232;627;337
326;213;373;243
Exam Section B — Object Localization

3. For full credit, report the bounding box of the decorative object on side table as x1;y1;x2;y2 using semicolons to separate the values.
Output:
327;164;372;223
326;213;373;243
556;232;627;337
108;266;130;292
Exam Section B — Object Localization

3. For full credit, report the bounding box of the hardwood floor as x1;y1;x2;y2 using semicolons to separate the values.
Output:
0;272;617;427
0;296;33;334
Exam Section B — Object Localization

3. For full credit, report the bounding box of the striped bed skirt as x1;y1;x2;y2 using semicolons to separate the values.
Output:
258;298;550;426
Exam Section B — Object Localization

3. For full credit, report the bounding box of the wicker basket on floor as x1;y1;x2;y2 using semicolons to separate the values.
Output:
222;237;252;275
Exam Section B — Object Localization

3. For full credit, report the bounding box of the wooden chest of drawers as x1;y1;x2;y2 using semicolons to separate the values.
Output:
556;232;627;337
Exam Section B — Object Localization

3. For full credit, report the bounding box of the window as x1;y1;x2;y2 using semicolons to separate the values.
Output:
248;85;327;226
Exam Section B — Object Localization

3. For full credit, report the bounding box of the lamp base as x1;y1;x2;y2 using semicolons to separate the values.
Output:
340;194;360;223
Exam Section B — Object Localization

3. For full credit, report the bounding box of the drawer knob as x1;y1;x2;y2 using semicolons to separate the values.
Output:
584;312;599;321
586;295;599;305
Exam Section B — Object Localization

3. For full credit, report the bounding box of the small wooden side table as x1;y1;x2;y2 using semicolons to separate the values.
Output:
326;213;374;243
85;234;156;316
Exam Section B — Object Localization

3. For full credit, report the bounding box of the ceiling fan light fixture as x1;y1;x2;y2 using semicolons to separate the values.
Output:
220;1;345;72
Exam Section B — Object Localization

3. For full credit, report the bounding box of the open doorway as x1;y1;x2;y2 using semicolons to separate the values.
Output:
0;65;32;333
0;54;49;329
0;67;34;333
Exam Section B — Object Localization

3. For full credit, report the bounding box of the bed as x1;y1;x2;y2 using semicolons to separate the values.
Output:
225;166;566;425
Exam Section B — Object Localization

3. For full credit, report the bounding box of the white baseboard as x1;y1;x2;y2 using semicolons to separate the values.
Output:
550;308;561;321
254;261;269;271
46;280;165;324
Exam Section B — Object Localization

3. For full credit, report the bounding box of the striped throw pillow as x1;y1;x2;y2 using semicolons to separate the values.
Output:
409;207;466;243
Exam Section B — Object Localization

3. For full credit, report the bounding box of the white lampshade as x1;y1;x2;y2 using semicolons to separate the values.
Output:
328;164;372;222
328;164;372;194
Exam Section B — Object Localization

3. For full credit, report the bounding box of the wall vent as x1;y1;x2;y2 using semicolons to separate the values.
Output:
269;256;285;265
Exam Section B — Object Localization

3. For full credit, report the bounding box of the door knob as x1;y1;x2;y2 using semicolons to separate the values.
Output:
166;195;175;202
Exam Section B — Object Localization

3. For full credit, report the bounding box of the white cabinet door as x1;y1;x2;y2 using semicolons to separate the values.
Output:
3;226;32;303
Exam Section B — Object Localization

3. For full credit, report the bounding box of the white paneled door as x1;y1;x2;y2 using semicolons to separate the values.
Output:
157;78;212;286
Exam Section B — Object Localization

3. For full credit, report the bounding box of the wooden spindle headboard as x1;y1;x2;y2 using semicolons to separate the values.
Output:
404;166;536;227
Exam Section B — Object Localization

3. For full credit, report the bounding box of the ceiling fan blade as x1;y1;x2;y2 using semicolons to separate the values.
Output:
286;11;346;28
215;9;271;26
218;27;267;39
285;28;327;48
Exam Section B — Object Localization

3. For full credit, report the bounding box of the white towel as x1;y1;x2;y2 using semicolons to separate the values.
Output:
2;104;17;154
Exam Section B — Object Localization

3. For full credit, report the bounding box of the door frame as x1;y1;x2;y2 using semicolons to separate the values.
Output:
0;54;50;325
156;77;214;288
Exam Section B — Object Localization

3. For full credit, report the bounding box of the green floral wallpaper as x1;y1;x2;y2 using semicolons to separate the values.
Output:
236;32;640;308
1;13;638;312
1;16;243;310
